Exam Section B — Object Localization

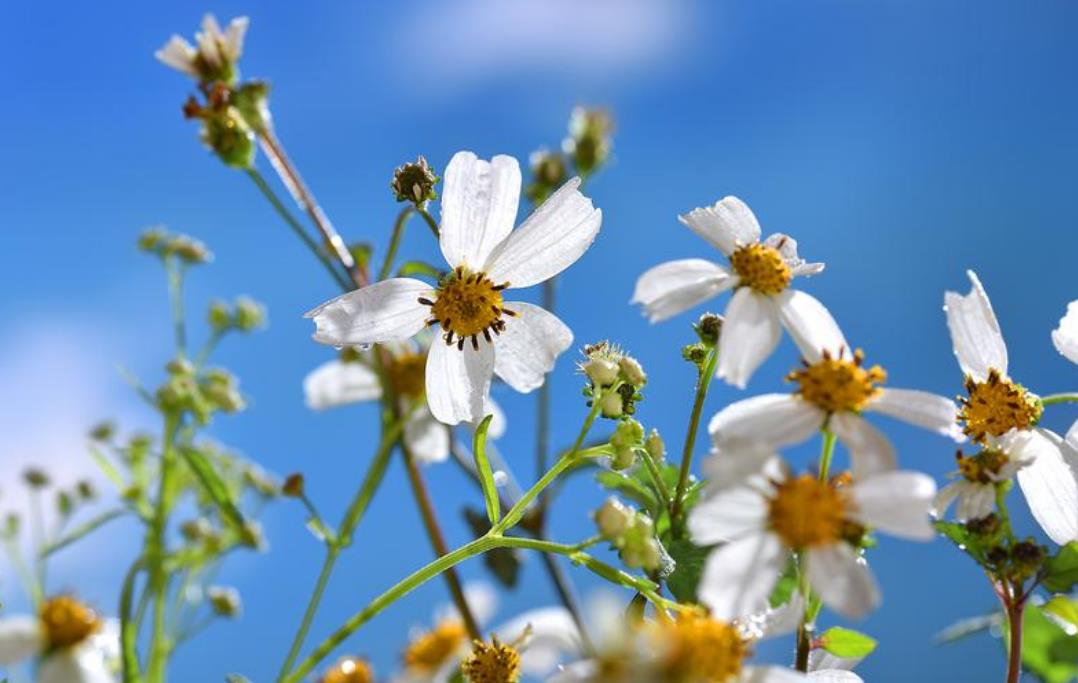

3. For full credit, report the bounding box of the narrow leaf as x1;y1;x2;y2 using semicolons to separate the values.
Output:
819;626;878;658
42;508;128;557
181;447;248;535
89;445;125;490
398;260;442;279
472;414;500;525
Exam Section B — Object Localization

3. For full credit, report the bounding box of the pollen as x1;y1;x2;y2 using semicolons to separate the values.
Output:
955;448;1010;484
39;595;101;650
386;352;427;398
787;349;886;413
321;657;373;683
729;242;791;296
422;267;512;351
656;613;748;683
768;475;848;549
402;619;467;673
958;369;1042;444
461;636;521;683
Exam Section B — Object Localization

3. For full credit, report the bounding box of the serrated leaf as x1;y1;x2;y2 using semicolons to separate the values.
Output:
1044;542;1078;594
181;447;247;536
472;415;500;525
665;538;712;603
819;627;878;658
398;260;442;279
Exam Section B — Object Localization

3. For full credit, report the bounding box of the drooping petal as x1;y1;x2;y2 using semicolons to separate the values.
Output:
425;339;495;426
439;152;521;269
484;178;601;288
717;288;782;388
303;359;382;409
709;394;824;451
867;388;962;440
944;270;1008;380
775;290;846;362
1052;300;1078;365
954;482;996;521
494;607;580;676
493;302;572;393
849;471;937;540
39;650;115;683
808;648;864;674
805;545;880;619
698;532;788;620
631;259;736;323
764;233;824;279
1015;429;1078;544
688;484;770;544
678;196;761;256
0;616;43;664
405;409;451;464
306;278;432;347
830;413;896;479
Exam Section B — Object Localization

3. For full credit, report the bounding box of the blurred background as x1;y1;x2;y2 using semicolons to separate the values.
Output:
2;1;1077;680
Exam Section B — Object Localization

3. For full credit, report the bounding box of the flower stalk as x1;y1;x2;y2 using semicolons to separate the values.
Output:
670;345;719;534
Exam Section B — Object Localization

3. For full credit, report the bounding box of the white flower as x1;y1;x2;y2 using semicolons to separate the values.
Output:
945;270;1078;544
307;151;602;426
1053;300;1078;365
632;196;837;388
155;14;249;81
0;597;119;683
933;429;1035;521
689;452;936;620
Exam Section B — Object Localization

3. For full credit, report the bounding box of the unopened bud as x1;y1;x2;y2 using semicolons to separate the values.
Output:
89;421;115;442
645;429;665;462
76;480;97;501
23;468;50;489
391;156;439;205
594;497;634;540
233;297;266;331
3;513;20;537
208;300;232;330
282;473;305;498
240;520;266;550
207;586;242;618
618;356;647;387
583;358;619;387
167;235;212;264
56;491;74;517
181;518;213;541
696;313;724;346
599;391;624;418
138;228;167;252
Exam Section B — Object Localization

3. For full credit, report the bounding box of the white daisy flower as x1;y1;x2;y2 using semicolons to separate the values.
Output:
0;596;119;683
307;151;602;426
303;341;506;464
689;452;937;620
155;14;249;82
631;196;838;388
945;270;1078;544
1053;299;1078;365
932;429;1041;522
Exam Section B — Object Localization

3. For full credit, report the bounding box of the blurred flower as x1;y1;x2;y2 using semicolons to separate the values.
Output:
1052;299;1078;364
320;656;374;683
563;107;614;177
156;14;249;85
934;438;1032;521
0;596;119;683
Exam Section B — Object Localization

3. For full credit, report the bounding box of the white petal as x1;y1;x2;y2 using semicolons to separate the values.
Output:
494;607;580;676
944;270;1008;380
154;36;197;75
742;666;809;682
700;443;779;491
717;288;782;388
955;482;997;522
224;16;249;59
39;650;115;683
764;233;824;280
484;178;601;288
868;388;962;440
776;290;846;362
305;278;432;347
493;303;572;393
808;671;864;683
830;413;896;479
405;409;450;464
438;582;498;627
439;152;521;269
698;532;788;620
709;394;824;451
678;196;761;256
1052;300;1078;365
303;359;381;409
0;616;42;664
631;259;735;323
1015;429;1078;544
932;482;961;518
849;471;937;540
689;483;769;544
425;338;495;426
805;545;880;619
808;648;863;673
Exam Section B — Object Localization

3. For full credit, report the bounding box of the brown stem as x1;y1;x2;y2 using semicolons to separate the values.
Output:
795;618;812;672
1005;594;1025;683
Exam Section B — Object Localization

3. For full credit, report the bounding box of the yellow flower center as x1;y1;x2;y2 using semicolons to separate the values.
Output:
39;596;100;650
657;613;748;683
768;475;848;549
956;448;1010;484
729;243;791;296
403;619;467;673
461;637;521;683
958;369;1042;444
386;352;428;398
321;657;373;683
421;267;513;350
787;349;886;413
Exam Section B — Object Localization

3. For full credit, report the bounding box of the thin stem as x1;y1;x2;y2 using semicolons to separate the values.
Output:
638;447;673;512
670;346;719;532
1005;595;1025;683
816;429;837;482
537;277;556;500
146;413;180;683
275;547;339;681
120;558;146;683
2;537;41;608
28;489;47;598
165;259;186;357
416;206;441;238
1040;393;1078;406
379;207;414;281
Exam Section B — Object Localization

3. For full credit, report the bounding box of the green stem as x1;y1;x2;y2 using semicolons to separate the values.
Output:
165;259;186;357
41;508;127;557
795;429;839;671
2;537;41;608
1040;393;1078;406
28;489;46;599
120;558;146;683
670;346;719;533
146;413;181;683
416;206;440;238
817;429;837;482
379;207;414;281
638;447;673;512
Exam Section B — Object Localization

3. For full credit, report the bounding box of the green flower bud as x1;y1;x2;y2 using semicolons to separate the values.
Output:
3;513;21;538
181;518;213;542
565;107;613;176
599;391;624;419
583;358;619;387
645;429;665;462
202;109;256;169
525;149;567;204
243;465;279;498
89;421;115;442
233;296;266;332
208;300;232;330
618;356;647;387
76;480;97;501
56;491;74;518
231;80;272;134
594;497;634;541
391;156;439;205
167;358;196;376
138;228;168;253
695;313;724;347
166;235;213;265
23;468;50;489
207;586;242;618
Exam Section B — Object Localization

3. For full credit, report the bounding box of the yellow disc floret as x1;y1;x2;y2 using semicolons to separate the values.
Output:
655;613;748;683
461;636;521;683
955;448;1010;484
787;349;886;413
40;595;101;650
421;267;513;350
729;243;791;296
386;352;427;398
402;619;467;673
321;657;373;683
768;475;848;549
958;369;1042;444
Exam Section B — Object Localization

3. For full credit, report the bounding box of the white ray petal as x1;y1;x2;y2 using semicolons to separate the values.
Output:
425;339;495;426
0;616;42;664
493;302;572;393
944;270;1008;380
678;196;761;256
698;532;788;620
830;413;896;479
1052;300;1078;365
776;289;846;362
689;483;769;544
805;545;880;619
305;278;433;347
303;359;381;409
631;259;735;323
405;409;451;464
849;471;937;540
1015;429;1078;544
709;394;824;451
717;288;782;388
868;388;962;440
439;152;521;269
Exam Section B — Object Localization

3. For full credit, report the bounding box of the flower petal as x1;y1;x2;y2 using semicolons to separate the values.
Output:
1052;300;1078;365
0;616;42;664
224;16;249;59
425;338;495;426
805;545;880;619
698;532;788;620
1015;428;1078;544
678;196;761;256
808;671;864;683
39;650;115;683
830;413;896;479
484;178;601;288
689;483;769;544
405;409;450;464
700;443;780;491
944;270;1008;380
849;471;937;540
743;666;809;682
764;233;824;279
776;290;846;362
867;388;962;440
303;359;381;409
439;152;521;269
494;607;580;676
955;481;996;521
155;36;197;75
717;288;782;388
305;278;432;347
493;302;572;393
709;394;824;451
631;259;735;323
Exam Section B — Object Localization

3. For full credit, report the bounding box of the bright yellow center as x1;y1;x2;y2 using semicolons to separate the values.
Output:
40;596;100;650
403;619;467;672
321;657;373;683
958;369;1042;444
387;352;427;398
787;349;886;413
768;475;848;549
729;243;791;296
461;637;521;683
956;448;1010;484
656;613;748;683
423;267;511;350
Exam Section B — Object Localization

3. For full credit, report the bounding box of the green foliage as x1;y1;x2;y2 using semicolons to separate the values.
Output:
462;508;521;589
819;627;878;659
471;414;500;525
1020;603;1078;683
664;538;712;603
1043;542;1078;594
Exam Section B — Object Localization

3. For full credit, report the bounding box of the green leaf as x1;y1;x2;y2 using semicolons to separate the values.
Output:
1043;542;1078;593
348;242;374;269
463;507;521;589
42;508;127;557
665;538;712;603
595;470;657;517
1043;596;1078;632
1020;603;1078;683
934;520;989;564
181;447;248;537
89;445;125;490
472;414;500;525
398;260;442;279
769;560;799;609
819;627;878;659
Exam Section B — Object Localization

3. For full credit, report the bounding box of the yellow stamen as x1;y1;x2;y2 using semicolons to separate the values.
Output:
386;352;427;398
402;619;467;673
958;369;1041;444
321;657;373;683
729;242;791;296
768;475;848;549
424;267;510;350
656;613;749;683
787;349;886;413
461;636;521;683
39;596;100;650
955;448;1010;484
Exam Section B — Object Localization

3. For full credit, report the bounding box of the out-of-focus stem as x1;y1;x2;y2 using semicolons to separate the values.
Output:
670;346;718;533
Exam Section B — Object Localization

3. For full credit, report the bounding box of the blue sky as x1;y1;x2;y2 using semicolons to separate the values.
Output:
2;1;1077;681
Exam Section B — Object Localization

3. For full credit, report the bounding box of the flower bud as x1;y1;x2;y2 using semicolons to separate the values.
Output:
583;358;619;387
599;391;624;418
56;491;74;518
610;448;636;471
645;429;665;462
168;235;213;264
167;358;196;376
233;296;266;331
3;513;20;538
231;80;272;134
282;473;305;498
181;518;214;541
391;156;439;205
208;586;242;617
525;149;567;204
610;419;644;451
23;468;50;489
564;107;614;176
138;228;168;253
76;480;97;501
695;313;724;346
618;356;647;387
208;300;232;330
594;497;634;541
202;109;256;169
240;520;266;550
89;421;115;442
